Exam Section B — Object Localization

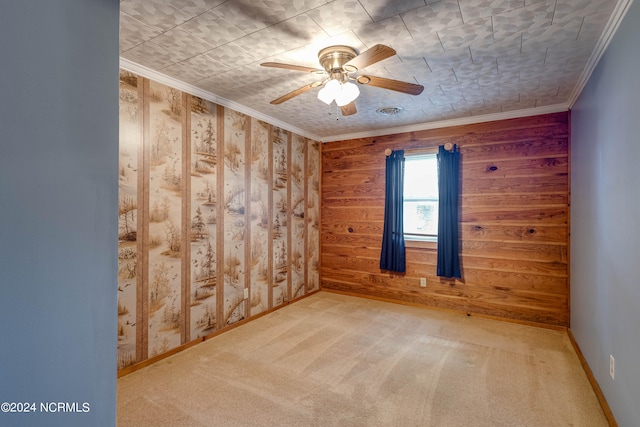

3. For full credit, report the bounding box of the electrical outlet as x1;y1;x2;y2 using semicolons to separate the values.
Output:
610;355;615;380
243;288;249;300
420;278;427;288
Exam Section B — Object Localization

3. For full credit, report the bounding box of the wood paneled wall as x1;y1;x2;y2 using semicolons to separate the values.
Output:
321;112;569;327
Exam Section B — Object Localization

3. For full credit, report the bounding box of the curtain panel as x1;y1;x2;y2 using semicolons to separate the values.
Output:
436;145;461;278
380;150;406;273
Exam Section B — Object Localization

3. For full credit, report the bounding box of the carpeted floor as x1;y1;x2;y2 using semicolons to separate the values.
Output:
117;292;608;426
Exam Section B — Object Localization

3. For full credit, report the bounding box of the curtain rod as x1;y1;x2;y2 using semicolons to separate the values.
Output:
384;143;455;157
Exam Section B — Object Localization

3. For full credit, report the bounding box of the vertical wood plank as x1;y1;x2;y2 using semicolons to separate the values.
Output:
286;131;292;302
566;109;572;327
182;93;190;344
140;77;150;361
268;125;274;309
245;117;252;320
303;139;309;296
216;105;225;331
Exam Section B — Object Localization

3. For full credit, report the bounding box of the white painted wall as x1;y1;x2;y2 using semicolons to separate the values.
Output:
0;1;119;425
571;1;640;424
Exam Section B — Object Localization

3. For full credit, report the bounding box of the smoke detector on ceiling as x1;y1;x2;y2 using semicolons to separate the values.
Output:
376;107;403;116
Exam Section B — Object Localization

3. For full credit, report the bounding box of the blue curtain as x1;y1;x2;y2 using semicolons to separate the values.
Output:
380;150;406;273
437;145;461;278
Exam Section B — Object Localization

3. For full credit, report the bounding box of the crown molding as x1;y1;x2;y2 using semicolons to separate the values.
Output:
118;60;569;143
567;0;633;108
119;58;323;142
120;1;630;143
319;103;569;142
123;2;629;148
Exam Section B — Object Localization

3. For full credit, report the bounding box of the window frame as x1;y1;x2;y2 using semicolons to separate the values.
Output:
403;151;439;243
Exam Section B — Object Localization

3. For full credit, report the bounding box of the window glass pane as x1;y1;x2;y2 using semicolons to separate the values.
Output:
404;201;438;235
404;155;438;199
403;154;438;238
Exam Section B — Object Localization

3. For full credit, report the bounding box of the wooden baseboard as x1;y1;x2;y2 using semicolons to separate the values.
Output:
118;289;321;378
321;288;567;332
117;338;202;378
120;289;617;427
567;329;618;427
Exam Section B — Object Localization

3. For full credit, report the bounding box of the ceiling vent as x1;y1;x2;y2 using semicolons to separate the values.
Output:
376;107;403;116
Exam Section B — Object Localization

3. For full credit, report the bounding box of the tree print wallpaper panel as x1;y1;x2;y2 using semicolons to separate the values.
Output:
146;79;184;358
189;98;218;340
290;135;306;299
117;71;141;370
117;70;321;370
222;109;247;326
249;119;270;317
271;127;289;308
307;140;321;293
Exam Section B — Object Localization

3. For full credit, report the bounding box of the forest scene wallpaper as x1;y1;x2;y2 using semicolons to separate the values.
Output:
147;79;183;358
306;139;321;294
290;135;306;300
117;70;321;370
118;72;141;369
272;127;289;308
190;97;218;340
249;119;271;316
222;109;247;326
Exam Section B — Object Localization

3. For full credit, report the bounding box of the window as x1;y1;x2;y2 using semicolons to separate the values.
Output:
404;154;438;241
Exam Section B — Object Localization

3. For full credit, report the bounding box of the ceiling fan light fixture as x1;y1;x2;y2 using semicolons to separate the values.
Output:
336;81;360;106
317;79;340;105
317;79;360;106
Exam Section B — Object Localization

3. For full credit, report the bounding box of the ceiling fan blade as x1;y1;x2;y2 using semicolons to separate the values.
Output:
270;83;318;105
343;44;396;71
356;75;424;95
341;102;357;116
261;62;323;74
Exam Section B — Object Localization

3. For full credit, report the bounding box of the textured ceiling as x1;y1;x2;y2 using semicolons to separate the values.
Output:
120;0;621;141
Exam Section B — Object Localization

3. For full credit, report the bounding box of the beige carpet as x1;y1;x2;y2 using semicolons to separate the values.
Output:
117;292;607;426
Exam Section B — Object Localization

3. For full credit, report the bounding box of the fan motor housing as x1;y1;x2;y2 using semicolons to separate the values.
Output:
318;45;358;74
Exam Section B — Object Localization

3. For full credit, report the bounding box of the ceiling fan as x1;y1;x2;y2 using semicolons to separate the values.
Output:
261;44;424;116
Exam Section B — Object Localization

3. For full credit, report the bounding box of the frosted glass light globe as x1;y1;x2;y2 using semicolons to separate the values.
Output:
336;81;360;106
317;79;340;105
